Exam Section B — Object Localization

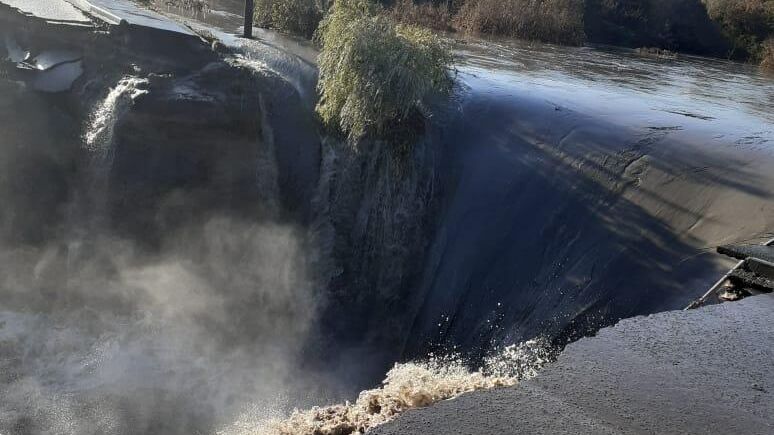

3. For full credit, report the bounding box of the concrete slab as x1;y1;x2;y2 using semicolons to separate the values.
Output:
32;50;82;70
66;0;195;35
375;294;774;435
0;0;91;24
30;60;83;92
3;33;27;62
1;0;194;35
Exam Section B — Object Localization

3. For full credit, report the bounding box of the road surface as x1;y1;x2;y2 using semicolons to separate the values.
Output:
374;294;774;435
0;0;193;34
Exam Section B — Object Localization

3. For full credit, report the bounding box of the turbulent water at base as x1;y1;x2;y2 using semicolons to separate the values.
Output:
221;340;556;435
0;69;318;434
0;222;315;433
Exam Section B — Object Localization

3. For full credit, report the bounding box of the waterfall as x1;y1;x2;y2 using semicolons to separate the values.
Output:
73;76;149;232
255;93;282;217
84;76;149;157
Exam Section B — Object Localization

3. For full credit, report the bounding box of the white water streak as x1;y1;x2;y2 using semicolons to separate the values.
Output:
84;76;149;154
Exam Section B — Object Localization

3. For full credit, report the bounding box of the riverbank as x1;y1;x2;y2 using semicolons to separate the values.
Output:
232;0;774;67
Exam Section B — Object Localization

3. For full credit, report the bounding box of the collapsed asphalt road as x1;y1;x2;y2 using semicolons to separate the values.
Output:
374;294;774;435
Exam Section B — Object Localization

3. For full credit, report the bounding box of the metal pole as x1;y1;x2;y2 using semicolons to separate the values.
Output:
244;0;254;39
684;259;745;310
685;237;774;310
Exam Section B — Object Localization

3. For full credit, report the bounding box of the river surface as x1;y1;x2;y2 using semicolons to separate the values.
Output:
160;0;774;133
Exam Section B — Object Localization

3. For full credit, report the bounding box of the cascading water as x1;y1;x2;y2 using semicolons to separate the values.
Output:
74;76;149;230
84;76;149;156
0;65;321;434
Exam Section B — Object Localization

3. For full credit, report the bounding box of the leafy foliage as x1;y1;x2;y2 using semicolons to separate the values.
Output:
704;0;774;62
387;0;454;32
315;0;453;141
254;0;325;38
762;38;774;69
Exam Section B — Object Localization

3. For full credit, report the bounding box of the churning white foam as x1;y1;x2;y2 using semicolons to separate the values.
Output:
221;339;556;435
84;76;149;153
